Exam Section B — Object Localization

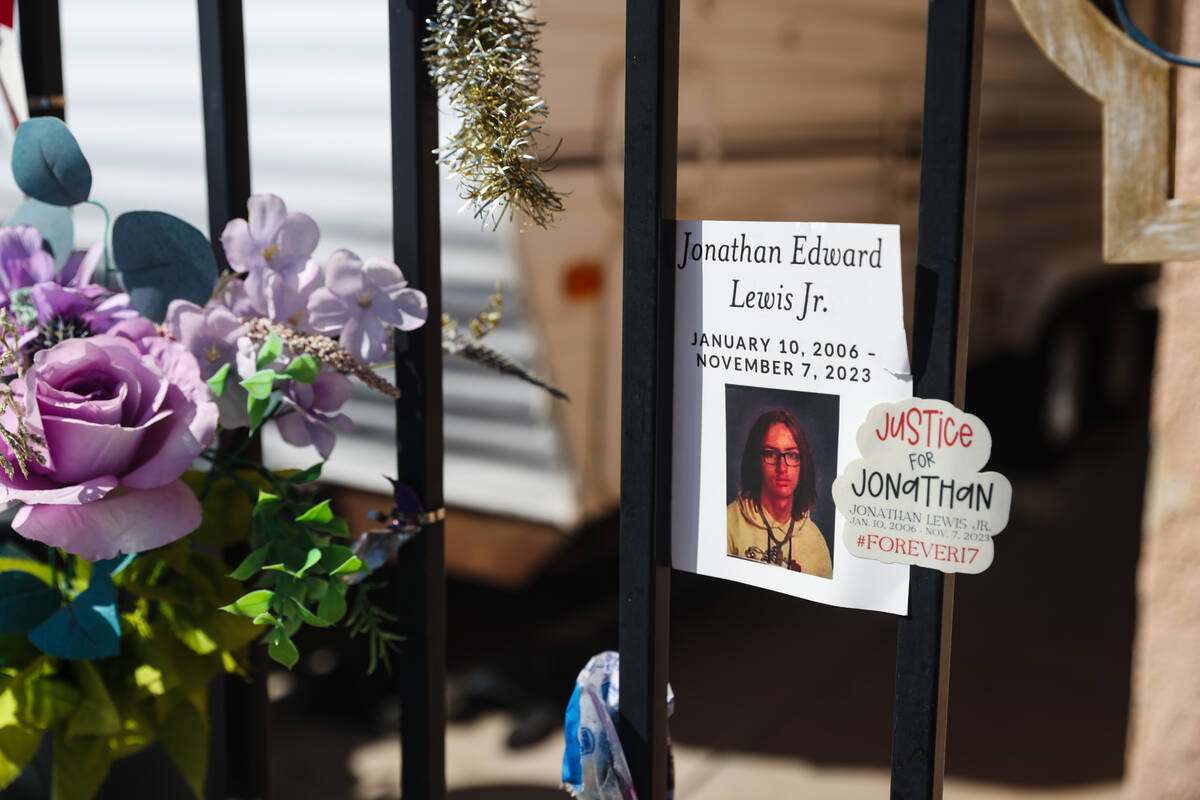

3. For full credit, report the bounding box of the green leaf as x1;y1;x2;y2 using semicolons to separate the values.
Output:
0;725;43;789
53;725;111;800
319;545;364;577
240;369;277;401
159;695;208;799
0;571;60;635
0;557;52;583
256;330;282;369
268;630;299;670
66;661;120;738
219;589;274;618
111;210;218;322
295;499;334;525
206;362;231;398
286;597;332;628
12;117;92;206
280;463;323;485
251;612;279;627
253;490;282;513
228;545;270;580
282;354;320;382
308;517;351;538
247;394;270;431
297;547;322;577
317;583;348;624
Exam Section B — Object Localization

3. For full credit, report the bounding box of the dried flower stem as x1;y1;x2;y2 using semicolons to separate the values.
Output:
245;319;402;399
0;310;47;479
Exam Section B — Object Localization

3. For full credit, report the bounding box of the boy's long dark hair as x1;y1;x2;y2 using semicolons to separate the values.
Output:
738;408;817;521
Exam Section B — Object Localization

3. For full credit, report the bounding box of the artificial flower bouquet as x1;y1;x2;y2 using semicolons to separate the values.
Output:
0;118;430;797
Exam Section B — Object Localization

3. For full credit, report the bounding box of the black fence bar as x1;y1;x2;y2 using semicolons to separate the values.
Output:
196;4;266;800
388;1;446;798
16;0;64;121
197;0;252;270
891;1;985;798
618;0;680;797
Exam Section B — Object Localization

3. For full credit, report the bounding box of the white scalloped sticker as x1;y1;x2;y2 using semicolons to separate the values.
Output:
832;398;1012;574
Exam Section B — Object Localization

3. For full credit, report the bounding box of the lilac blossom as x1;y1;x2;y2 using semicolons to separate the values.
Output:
220;194;319;277
273;367;354;460
246;256;323;332
307;251;428;363
166;299;251;429
214;276;262;319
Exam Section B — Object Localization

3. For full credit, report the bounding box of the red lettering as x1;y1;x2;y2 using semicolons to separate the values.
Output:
875;412;905;442
894;538;908;555
923;409;941;446
944;418;958;447
906;408;923;445
880;536;894;553
959;423;973;447
948;545;960;562
934;544;946;561
966;547;978;563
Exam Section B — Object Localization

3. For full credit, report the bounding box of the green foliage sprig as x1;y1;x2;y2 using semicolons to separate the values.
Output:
425;0;564;228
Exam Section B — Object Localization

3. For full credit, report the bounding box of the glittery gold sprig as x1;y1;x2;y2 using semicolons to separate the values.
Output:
0;310;47;479
245;319;402;399
442;293;566;399
424;0;564;229
468;282;503;339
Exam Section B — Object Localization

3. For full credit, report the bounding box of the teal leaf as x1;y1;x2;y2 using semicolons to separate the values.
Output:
268;629;299;669
256;330;282;369
28;569;120;659
282;354;320;383
206;363;231;398
12;118;92;206
111;210;218;322
0;571;61;635
240;369;276;401
219;589;274;618
8;198;73;269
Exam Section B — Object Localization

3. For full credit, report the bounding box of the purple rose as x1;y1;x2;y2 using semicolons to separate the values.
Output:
0;333;218;560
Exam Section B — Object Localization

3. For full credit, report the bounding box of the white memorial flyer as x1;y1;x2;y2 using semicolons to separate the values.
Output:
671;220;912;614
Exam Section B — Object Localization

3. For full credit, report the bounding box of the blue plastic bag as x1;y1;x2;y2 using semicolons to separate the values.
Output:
561;651;673;799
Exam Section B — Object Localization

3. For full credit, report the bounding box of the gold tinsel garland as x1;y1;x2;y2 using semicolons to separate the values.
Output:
424;0;564;228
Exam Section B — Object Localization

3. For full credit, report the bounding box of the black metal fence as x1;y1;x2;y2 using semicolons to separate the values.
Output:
14;0;983;797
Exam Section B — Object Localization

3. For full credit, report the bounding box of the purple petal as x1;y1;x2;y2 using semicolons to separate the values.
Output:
247;194;287;244
40;411;166;485
311;370;353;412
276;213;319;260
323;250;364;298
59;243;103;287
377;287;428;332
220;219;258;273
166;300;206;347
0;473;117;506
340;313;389;362
306;288;350;333
121;384;217;489
12;480;202;560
